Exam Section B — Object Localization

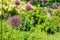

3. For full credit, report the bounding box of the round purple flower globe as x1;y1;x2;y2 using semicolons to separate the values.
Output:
42;0;48;3
48;8;51;13
3;13;8;19
30;0;33;4
52;5;58;9
26;5;33;10
15;0;20;5
9;16;21;27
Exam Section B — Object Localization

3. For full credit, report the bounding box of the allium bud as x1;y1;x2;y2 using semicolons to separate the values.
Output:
48;8;51;13
30;0;33;4
3;13;8;19
15;0;20;5
52;5;58;9
26;5;33;10
9;15;21;27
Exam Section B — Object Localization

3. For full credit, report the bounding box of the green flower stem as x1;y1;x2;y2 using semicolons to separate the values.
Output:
42;2;44;8
1;0;3;40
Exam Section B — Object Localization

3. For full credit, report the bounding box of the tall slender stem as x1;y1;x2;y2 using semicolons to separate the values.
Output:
55;0;56;3
1;0;3;40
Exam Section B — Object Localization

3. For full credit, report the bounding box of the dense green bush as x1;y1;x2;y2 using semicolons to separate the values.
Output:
0;0;60;40
1;6;60;40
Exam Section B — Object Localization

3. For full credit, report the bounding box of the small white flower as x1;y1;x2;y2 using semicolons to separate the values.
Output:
11;4;15;8
44;7;47;9
8;8;11;11
0;0;1;1
9;4;12;8
7;2;10;4
47;13;51;18
38;4;40;7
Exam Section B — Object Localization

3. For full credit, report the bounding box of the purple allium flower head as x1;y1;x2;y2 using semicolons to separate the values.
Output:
42;0;48;3
26;5;33;10
9;16;21;27
48;8;51;13
52;5;58;9
3;13;8;19
15;0;20;5
30;0;33;4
